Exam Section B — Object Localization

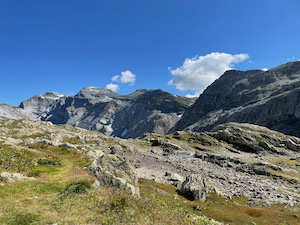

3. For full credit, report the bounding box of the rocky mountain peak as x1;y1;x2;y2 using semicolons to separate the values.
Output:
75;87;121;100
39;92;67;100
18;92;69;120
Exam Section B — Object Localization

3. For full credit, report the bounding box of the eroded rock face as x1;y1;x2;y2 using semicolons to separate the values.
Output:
89;153;140;197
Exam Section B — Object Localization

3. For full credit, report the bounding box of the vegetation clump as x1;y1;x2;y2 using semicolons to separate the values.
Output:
0;145;34;173
62;180;92;195
5;211;41;225
37;157;61;166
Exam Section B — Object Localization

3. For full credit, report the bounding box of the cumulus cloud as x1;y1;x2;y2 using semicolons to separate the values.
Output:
112;70;136;86
168;52;249;95
261;68;268;71
105;83;119;92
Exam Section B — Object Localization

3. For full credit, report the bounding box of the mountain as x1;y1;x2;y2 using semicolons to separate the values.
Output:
175;61;300;137
0;104;30;120
19;92;69;120
19;87;196;138
1;61;300;138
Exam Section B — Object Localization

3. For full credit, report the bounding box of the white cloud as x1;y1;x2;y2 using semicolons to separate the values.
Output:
186;91;201;98
105;83;119;92
111;75;120;82
112;70;136;86
120;70;136;85
261;68;268;71
168;52;249;96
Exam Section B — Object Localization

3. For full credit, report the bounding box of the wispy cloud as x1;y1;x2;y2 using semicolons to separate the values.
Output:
286;56;296;61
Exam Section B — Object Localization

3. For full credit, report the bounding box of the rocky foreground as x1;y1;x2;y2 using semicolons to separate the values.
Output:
1;116;299;210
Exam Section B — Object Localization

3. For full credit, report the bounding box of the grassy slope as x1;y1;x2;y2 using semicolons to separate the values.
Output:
0;142;299;224
0;143;220;225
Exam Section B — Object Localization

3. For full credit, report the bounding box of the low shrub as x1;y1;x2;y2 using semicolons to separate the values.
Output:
37;157;61;166
62;180;91;195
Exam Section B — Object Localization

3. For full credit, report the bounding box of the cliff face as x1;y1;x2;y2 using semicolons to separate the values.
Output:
175;61;300;136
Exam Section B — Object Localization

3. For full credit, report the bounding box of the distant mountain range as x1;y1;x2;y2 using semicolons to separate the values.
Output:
1;61;300;137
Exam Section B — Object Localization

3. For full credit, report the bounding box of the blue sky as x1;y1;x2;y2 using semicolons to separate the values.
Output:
1;0;300;106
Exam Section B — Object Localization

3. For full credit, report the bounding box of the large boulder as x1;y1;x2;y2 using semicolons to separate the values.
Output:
180;175;220;202
89;153;140;197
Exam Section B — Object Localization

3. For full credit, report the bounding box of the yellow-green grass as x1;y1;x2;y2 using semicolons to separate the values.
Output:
139;179;300;225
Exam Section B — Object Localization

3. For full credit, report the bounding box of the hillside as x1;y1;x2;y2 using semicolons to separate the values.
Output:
0;116;299;224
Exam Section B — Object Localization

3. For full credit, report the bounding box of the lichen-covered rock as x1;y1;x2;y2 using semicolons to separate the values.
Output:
0;172;35;183
89;153;140;197
180;175;220;202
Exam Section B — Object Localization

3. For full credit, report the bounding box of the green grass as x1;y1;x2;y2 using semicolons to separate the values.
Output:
1;210;41;225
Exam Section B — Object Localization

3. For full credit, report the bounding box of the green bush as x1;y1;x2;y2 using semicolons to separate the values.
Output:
37;157;61;166
62;180;91;195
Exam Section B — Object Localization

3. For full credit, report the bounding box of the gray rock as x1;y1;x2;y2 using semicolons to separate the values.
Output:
109;145;123;154
59;142;76;148
91;180;101;189
0;172;35;182
180;175;220;202
89;153;140;197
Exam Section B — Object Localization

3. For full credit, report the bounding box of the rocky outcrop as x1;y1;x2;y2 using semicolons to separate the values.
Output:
180;175;220;202
0;172;35;185
89;153;140;197
211;123;300;154
129;123;300;207
175;61;300;137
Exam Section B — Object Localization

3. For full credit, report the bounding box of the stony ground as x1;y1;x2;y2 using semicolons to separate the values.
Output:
0;116;300;224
